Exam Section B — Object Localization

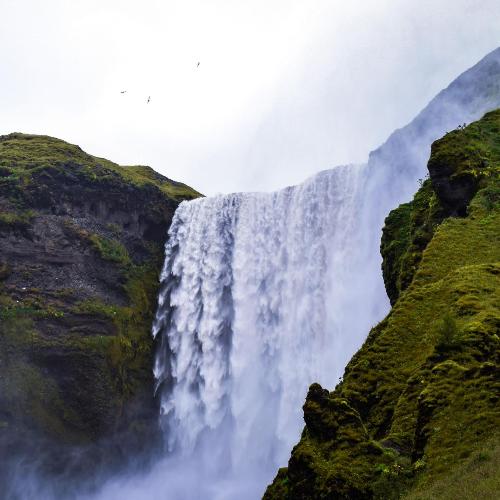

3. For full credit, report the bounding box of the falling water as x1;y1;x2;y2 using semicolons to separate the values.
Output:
151;165;388;499
74;47;500;500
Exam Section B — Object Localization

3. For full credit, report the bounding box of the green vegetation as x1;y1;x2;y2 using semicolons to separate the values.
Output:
71;262;160;398
0;132;200;203
107;163;201;201
265;111;500;499
0;257;161;442
405;436;500;500
0;209;34;228
428;115;500;191
381;181;445;304
89;234;131;264
0;132;200;449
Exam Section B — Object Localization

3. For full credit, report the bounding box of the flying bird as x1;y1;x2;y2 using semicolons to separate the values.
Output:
197;62;200;68
120;90;127;94
147;96;151;104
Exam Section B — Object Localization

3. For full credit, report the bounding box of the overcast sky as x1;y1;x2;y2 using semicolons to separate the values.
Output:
1;0;499;195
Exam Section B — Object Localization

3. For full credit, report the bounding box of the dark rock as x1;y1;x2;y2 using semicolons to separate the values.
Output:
0;133;200;485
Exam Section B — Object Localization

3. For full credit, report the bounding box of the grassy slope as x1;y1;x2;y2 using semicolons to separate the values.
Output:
0;133;200;450
0;132;200;202
265;111;500;499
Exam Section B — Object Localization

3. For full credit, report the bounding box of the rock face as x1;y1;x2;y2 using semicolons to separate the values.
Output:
265;111;500;499
0;133;200;482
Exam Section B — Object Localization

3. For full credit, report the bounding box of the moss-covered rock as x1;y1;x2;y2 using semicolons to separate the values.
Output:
381;109;500;304
0;133;200;480
381;181;446;305
265;111;500;499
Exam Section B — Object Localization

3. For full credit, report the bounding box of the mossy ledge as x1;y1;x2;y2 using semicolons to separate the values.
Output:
265;110;500;499
0;133;200;481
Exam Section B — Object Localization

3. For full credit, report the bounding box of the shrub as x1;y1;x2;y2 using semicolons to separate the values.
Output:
436;313;459;351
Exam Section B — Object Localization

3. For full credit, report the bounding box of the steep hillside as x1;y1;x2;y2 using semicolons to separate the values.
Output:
265;111;500;499
0;133;200;482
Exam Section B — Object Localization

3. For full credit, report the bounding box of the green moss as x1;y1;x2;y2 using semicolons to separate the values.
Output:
435;312;459;351
69;261;159;400
428;112;500;185
381;180;446;304
0;133;201;202
382;110;500;305
266;110;500;498
0;209;34;228
0;298;65;320
106;163;201;201
404;436;500;500
89;234;130;264
0;316;85;442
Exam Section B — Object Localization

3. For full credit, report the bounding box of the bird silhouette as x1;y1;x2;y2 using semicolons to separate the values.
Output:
197;62;200;68
120;90;127;94
147;96;151;104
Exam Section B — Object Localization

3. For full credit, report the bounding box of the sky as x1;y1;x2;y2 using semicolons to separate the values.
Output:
1;0;499;195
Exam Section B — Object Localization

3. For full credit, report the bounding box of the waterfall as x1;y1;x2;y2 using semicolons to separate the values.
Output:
86;48;500;500
151;165;388;499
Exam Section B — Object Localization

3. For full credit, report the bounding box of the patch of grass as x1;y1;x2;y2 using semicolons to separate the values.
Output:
89;234;130;264
0;296;65;320
0;133;201;202
404;436;500;500
435;312;459;351
429;111;500;184
0;209;34;228
107;163;201;201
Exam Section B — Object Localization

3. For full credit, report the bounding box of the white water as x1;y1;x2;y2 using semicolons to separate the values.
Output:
150;165;389;499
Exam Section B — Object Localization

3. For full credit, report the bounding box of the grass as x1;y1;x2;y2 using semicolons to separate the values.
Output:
89;234;131;264
429;111;500;184
0;209;34;228
0;132;201;202
404;436;500;500
265;110;500;499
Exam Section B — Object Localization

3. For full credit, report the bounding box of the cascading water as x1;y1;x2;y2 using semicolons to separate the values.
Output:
151;165;388;499
78;47;499;500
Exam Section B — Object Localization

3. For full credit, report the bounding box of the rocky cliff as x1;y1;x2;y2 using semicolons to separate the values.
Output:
0;133;200;485
265;111;500;499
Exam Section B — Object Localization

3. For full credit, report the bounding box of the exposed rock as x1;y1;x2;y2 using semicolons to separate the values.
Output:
0;133;200;483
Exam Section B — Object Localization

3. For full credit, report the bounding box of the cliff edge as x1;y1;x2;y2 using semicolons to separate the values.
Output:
0;133;200;482
265;110;500;499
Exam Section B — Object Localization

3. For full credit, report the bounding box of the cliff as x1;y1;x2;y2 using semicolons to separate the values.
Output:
265;111;500;499
0;133;200;482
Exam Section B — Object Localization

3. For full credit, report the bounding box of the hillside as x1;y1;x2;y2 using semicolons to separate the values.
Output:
265;111;500;499
0;133;200;484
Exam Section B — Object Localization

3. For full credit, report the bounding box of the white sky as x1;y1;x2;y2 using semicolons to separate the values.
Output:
1;0;499;195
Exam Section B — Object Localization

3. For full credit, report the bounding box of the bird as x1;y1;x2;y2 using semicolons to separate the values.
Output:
197;62;200;68
120;90;127;94
147;96;151;104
